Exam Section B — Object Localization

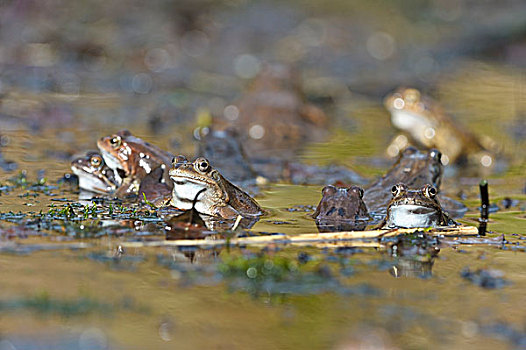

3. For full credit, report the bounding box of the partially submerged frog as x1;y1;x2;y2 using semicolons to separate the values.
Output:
384;87;493;166
169;156;263;220
365;147;443;214
313;185;369;232
382;183;452;228
138;165;173;206
97;130;173;197
194;126;366;186
71;151;118;194
195;127;258;184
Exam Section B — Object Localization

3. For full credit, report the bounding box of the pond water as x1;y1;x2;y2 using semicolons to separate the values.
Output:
1;0;526;349
0;109;525;350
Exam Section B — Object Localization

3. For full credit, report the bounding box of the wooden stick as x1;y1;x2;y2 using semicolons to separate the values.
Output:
122;225;479;248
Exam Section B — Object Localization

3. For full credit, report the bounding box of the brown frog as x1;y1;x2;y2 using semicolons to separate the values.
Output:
229;63;327;158
313;185;369;232
71;151;118;194
97;130;173;197
195;127;258;184
169;156;263;220
365;146;467;221
382;184;452;228
364;147;443;214
384;87;493;166
195;127;366;187
138;166;173;206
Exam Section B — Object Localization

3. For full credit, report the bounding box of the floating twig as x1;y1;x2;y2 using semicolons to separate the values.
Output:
121;225;479;249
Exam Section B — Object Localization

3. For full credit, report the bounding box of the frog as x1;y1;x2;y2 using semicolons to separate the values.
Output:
194;126;258;184
228;63;327;158
365;147;467;221
97;130;174;197
312;185;370;232
70;151;118;194
364;146;443;215
382;183;452;228
169;155;263;220
384;87;493;166
194;126;366;187
138;165;173;206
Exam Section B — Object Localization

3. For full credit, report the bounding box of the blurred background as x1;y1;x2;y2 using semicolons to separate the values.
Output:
0;0;525;173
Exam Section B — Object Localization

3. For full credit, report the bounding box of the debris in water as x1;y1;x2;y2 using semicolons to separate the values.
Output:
460;267;510;289
478;180;489;236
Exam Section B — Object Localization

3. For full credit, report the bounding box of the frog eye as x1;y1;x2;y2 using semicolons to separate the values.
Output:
403;146;418;156
195;157;210;173
322;185;337;196
404;88;420;103
429;149;442;163
109;136;122;149
90;155;103;168
391;184;406;197
357;187;364;199
423;185;437;198
347;186;364;199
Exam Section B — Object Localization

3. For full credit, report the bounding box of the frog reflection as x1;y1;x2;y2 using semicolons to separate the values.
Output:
388;234;441;279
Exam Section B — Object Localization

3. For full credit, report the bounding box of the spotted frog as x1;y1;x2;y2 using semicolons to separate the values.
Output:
384;87;492;166
97;130;173;197
313;185;369;232
383;183;452;228
169;156;263;219
71;151;118;194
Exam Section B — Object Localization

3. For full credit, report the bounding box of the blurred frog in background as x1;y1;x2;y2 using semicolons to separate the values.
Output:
384;87;496;168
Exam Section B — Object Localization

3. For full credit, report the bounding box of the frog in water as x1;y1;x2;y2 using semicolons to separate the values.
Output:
384;87;493;166
365;147;442;213
229;63;327;158
383;183;452;228
71;151;118;194
97;130;173;197
365;147;467;221
137;165;173;206
169;156;263;220
313;185;369;232
195;127;258;184
195;126;366;187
